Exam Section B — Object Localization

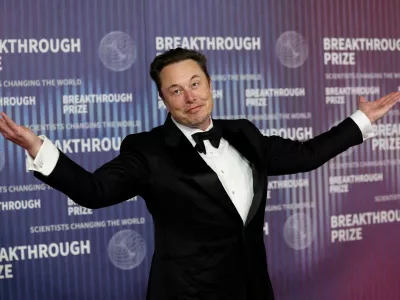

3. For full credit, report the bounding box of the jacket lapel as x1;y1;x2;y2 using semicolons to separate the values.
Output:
217;120;265;227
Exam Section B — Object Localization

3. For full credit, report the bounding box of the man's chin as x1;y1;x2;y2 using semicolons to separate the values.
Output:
189;116;211;129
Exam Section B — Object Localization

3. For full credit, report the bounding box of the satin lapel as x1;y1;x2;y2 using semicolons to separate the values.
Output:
217;120;265;227
163;115;242;219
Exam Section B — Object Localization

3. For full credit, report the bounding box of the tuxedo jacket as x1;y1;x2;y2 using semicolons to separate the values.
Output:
35;115;363;300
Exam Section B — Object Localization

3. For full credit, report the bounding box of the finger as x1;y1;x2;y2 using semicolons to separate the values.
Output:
0;112;10;123
1;113;19;132
382;96;400;109
0;116;7;129
376;92;399;107
385;91;400;102
393;91;400;102
0;118;15;139
376;96;399;114
359;96;367;103
381;92;400;106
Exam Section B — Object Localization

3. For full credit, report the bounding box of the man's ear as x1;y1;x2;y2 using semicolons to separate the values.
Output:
159;92;169;110
158;92;163;100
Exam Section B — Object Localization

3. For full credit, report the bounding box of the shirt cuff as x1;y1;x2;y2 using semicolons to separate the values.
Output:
26;135;60;176
349;110;375;141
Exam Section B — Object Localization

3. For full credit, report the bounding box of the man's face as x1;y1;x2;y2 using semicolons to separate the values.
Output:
159;59;213;130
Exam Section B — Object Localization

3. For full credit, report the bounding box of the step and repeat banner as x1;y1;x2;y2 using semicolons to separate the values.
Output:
1;0;400;299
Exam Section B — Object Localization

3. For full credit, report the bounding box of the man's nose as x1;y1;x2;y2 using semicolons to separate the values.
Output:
184;89;195;102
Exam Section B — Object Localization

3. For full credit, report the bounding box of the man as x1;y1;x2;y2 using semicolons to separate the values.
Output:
0;48;399;300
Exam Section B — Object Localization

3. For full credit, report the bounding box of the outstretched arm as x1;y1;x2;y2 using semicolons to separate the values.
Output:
0;112;149;208
260;92;400;176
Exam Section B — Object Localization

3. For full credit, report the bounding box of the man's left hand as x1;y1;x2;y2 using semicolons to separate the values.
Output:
359;92;400;123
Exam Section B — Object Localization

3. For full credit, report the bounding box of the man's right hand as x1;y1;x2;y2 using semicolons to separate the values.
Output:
0;112;43;158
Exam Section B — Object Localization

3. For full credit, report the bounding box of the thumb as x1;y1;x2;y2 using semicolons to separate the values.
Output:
359;96;367;103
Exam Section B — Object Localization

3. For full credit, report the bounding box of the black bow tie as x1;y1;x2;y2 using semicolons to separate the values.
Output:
191;126;222;154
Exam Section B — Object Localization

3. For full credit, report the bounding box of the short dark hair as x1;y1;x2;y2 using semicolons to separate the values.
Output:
149;48;210;95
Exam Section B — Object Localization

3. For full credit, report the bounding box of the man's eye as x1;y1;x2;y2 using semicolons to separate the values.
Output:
173;90;181;95
192;82;200;87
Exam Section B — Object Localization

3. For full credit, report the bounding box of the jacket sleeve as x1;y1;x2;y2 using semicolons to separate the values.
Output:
34;134;150;209
248;118;363;176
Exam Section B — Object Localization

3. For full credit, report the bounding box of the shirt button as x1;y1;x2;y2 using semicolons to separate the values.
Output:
232;190;235;195
221;170;224;174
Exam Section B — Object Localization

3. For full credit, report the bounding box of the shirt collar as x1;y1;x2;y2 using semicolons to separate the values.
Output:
171;116;213;147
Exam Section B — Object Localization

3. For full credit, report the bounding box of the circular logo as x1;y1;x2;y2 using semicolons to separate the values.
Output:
98;31;137;72
275;31;308;68
108;229;146;270
283;213;315;250
0;148;5;173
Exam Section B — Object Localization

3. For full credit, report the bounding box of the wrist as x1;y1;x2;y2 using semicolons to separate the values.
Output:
26;137;43;158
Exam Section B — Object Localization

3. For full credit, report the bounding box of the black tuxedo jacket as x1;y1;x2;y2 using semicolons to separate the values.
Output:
35;115;363;300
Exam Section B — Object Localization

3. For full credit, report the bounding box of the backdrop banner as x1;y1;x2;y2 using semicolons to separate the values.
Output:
1;1;399;299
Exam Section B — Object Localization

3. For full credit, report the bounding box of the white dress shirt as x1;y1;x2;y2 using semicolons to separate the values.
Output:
172;117;254;222
27;111;374;223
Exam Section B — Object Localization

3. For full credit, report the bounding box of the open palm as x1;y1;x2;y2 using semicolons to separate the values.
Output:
0;112;43;157
358;92;400;123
